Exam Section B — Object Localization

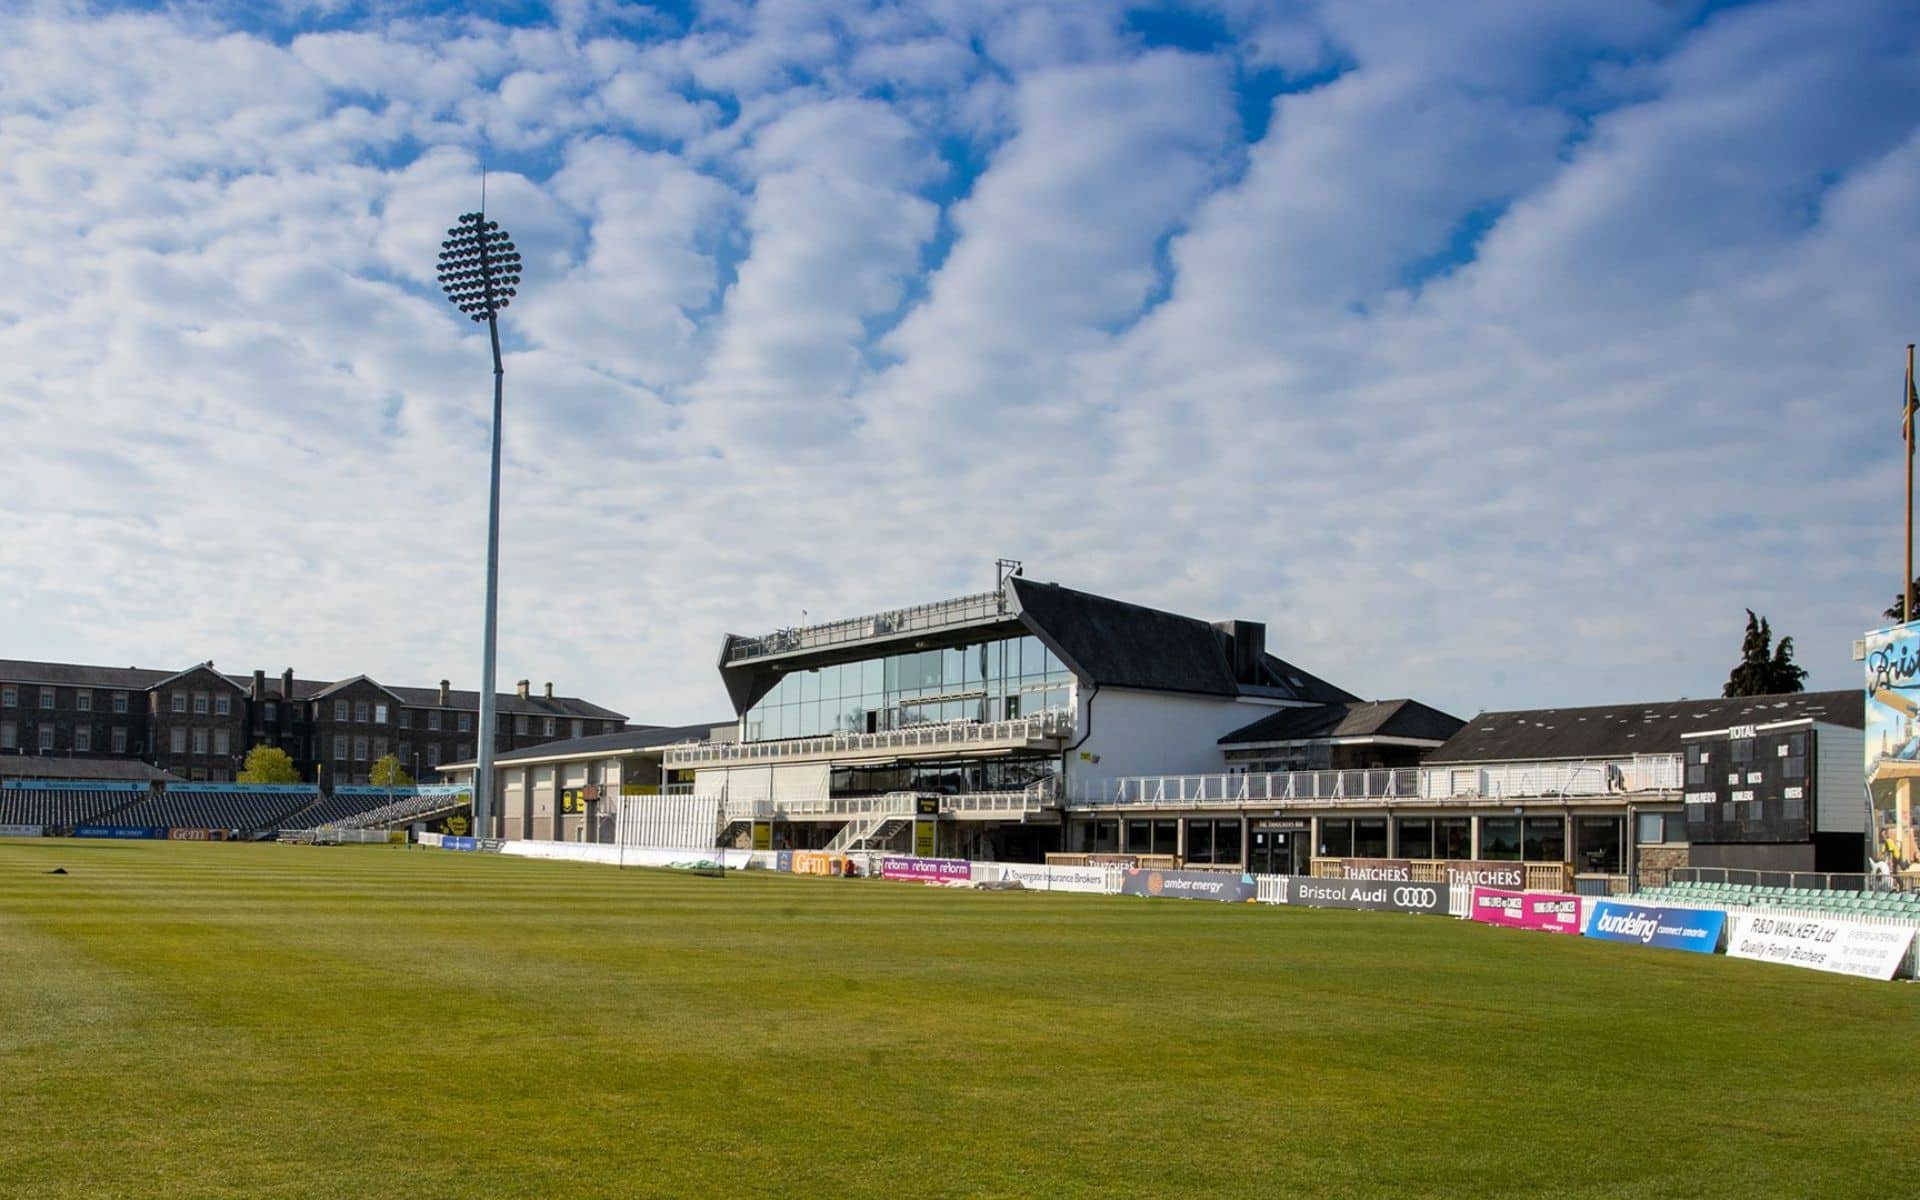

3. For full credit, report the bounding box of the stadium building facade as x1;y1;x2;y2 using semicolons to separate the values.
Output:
646;574;1456;861
1075;690;1863;890
0;658;625;785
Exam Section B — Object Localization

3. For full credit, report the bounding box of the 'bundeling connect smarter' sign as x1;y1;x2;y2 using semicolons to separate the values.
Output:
1583;900;1724;955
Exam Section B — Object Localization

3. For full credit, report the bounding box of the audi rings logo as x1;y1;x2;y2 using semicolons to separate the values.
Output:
1393;886;1438;909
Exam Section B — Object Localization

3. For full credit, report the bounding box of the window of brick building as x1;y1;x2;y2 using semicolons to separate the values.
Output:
398;710;411;729
2;721;19;749
111;727;127;753
214;729;230;756
427;744;441;767
354;701;369;723
171;728;187;755
40;688;55;710
192;728;208;754
75;727;91;752
112;692;128;714
215;695;230;716
193;692;209;715
333;735;347;761
39;725;55;751
1;685;15;707
353;737;368;762
76;691;92;712
334;700;349;721
172;692;186;713
544;718;556;736
428;712;442;731
374;703;388;725
458;712;472;733
515;714;528;735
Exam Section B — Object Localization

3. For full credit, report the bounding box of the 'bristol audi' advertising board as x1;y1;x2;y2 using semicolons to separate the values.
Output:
1281;877;1448;915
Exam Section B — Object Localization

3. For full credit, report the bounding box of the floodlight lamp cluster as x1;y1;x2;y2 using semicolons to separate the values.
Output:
437;212;521;323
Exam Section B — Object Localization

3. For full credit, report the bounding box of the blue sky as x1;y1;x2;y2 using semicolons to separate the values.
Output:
0;0;1915;723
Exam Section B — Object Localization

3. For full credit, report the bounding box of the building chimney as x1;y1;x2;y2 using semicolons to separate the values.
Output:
517;680;530;700
438;679;451;706
281;668;294;698
1212;620;1267;685
543;681;554;699
251;670;265;701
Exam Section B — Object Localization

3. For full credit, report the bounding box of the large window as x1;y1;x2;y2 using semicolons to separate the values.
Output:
1183;819;1243;866
1523;817;1565;862
1574;816;1624;874
1480;818;1521;861
1124;818;1179;855
743;634;1072;743
1637;812;1686;844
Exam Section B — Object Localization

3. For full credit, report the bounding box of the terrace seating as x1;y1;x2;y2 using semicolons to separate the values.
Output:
90;786;316;832
1636;881;1920;920
0;782;145;828
283;791;404;830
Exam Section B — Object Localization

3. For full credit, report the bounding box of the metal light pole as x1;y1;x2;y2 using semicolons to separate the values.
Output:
438;211;521;840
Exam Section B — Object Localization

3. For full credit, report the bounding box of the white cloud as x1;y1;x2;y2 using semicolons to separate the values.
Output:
0;0;1914;729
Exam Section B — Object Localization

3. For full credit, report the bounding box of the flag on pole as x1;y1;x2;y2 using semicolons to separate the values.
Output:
1906;356;1917;445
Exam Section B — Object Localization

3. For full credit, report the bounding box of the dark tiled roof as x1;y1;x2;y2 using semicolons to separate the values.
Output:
0;659;179;689
1220;699;1465;746
0;658;626;721
0;755;179;782
1427;690;1863;764
443;720;731;769
1008;578;1356;702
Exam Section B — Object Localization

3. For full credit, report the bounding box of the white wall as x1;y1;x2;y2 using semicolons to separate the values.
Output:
1068;688;1288;786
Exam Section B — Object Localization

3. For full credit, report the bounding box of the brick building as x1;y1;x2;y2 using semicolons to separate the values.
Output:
0;657;625;786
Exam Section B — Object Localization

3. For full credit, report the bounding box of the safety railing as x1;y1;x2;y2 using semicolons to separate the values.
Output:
1073;768;1419;808
1669;866;1918;894
664;711;1074;767
724;591;1008;662
1425;755;1684;799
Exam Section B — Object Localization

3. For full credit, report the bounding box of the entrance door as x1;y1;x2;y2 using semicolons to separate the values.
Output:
1250;827;1308;875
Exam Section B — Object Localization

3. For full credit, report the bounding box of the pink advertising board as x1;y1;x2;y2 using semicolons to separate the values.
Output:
880;856;972;885
1469;887;1584;935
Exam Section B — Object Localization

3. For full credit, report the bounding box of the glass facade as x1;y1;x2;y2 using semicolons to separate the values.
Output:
743;634;1072;742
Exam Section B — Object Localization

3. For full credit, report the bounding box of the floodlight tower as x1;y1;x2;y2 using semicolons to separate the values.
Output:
438;211;521;839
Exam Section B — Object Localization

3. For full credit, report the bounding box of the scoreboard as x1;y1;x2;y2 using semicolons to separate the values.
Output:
1681;719;1815;844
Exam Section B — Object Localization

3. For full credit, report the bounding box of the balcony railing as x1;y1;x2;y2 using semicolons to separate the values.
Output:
664;711;1074;767
721;782;1060;824
1423;754;1683;799
723;590;1008;662
1072;768;1420;808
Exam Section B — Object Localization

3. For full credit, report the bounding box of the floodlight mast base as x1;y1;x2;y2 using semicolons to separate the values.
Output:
474;313;505;839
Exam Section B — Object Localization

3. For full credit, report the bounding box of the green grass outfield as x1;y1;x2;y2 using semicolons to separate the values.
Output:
0;841;1912;1200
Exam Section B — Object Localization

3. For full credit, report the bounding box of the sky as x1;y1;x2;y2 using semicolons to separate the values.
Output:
1;0;1916;725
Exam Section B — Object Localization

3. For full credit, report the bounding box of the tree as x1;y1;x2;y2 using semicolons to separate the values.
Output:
369;754;414;787
1722;609;1808;697
237;745;300;784
1885;579;1920;624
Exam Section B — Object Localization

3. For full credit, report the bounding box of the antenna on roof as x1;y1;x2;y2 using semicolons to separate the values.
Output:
995;558;1024;588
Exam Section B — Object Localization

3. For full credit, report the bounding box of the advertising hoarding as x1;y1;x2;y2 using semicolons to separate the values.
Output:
73;827;167;839
0;824;44;837
1119;868;1258;903
979;863;1110;893
1282;877;1448;915
1584;900;1724;954
1864;621;1920;881
880;857;972;885
1443;861;1527;889
1726;913;1913;980
1469;887;1583;934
